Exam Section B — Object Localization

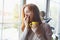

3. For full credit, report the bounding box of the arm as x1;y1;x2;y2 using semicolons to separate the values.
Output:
20;16;30;40
20;27;30;40
44;24;53;40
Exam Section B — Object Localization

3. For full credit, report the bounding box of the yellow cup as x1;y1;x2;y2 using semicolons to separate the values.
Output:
32;22;39;25
29;22;39;28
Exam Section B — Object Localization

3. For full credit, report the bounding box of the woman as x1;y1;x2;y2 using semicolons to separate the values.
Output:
20;4;52;40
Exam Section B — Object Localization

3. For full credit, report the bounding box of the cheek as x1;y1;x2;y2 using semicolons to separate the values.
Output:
30;13;34;20
31;14;33;18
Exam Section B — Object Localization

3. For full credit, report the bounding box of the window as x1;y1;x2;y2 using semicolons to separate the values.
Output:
0;0;3;40
48;0;60;36
0;0;23;40
26;0;47;11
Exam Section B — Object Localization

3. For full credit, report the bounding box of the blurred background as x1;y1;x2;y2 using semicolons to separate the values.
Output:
0;0;60;40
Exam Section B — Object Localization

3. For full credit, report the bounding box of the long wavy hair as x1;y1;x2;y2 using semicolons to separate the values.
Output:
21;4;42;32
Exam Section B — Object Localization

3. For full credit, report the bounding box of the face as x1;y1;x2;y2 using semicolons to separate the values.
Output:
24;7;34;22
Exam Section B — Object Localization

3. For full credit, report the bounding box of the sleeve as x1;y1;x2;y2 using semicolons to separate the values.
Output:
31;23;53;40
20;27;30;40
44;24;53;40
31;24;45;40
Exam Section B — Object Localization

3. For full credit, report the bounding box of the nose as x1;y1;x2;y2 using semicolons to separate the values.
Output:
25;14;30;17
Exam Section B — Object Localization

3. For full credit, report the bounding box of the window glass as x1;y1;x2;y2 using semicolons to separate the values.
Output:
26;0;47;11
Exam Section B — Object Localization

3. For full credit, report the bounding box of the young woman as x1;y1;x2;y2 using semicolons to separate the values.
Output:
20;4;52;40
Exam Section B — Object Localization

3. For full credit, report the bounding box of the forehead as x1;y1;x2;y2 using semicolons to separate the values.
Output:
24;7;29;11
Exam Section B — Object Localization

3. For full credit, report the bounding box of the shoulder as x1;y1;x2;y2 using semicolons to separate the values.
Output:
42;23;50;27
41;23;51;30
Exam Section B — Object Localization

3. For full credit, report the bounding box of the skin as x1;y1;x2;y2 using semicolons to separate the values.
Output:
24;7;34;28
24;7;34;22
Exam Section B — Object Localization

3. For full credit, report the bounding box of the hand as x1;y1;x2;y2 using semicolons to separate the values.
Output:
24;16;30;28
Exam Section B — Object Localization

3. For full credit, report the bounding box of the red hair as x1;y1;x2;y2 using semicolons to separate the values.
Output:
21;4;42;32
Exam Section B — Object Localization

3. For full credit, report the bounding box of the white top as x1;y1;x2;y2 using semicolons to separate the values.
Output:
20;23;52;40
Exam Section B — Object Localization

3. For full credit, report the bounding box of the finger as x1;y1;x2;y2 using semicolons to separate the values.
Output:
24;16;27;20
27;17;29;21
